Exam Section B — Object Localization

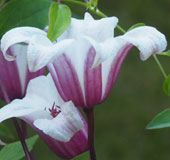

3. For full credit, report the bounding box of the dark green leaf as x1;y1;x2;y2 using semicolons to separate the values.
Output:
146;109;170;129
0;0;51;37
127;23;146;32
47;2;71;41
0;135;39;160
0;123;14;140
163;74;170;96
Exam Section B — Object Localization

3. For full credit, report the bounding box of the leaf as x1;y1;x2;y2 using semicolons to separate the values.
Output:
146;109;170;129
0;123;14;140
0;135;39;160
73;151;89;160
127;23;146;32
157;50;170;57
0;0;51;37
47;2;71;41
163;74;170;96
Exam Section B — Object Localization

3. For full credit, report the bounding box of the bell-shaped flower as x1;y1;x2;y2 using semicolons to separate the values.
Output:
0;44;44;102
0;74;88;159
0;13;167;108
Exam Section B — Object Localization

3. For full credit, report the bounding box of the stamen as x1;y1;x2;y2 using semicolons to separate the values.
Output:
49;102;61;118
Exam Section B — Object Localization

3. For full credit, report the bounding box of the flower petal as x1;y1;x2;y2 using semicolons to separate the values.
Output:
122;26;167;60
27;35;74;72
10;44;45;96
0;74;62;123
0;47;22;100
0;27;46;61
0;98;38;123
26;74;64;106
58;12;118;42
92;26;167;67
34;101;83;142
48;37;94;107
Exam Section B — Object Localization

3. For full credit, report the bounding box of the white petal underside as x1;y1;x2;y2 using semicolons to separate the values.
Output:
1;27;46;61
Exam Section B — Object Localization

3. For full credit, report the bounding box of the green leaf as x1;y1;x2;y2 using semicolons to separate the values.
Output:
73;151;89;160
146;109;170;129
0;135;39;160
157;50;170;57
47;2;71;41
0;123;14;140
163;74;170;96
0;0;51;37
127;23;146;32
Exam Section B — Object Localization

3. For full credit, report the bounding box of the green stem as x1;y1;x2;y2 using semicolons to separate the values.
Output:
62;0;125;33
153;54;167;79
62;0;87;7
62;0;167;79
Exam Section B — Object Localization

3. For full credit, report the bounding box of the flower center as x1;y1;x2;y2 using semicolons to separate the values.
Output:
48;102;61;118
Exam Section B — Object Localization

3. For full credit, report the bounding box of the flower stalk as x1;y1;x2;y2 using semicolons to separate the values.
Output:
0;80;32;160
13;118;33;160
153;54;167;79
84;108;96;160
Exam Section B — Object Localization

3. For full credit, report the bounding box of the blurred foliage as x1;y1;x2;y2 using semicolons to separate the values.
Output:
0;135;38;160
0;0;170;160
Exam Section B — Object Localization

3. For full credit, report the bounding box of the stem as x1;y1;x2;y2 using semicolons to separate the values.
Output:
153;54;167;78
84;108;96;160
21;120;28;139
13;118;32;160
0;80;32;160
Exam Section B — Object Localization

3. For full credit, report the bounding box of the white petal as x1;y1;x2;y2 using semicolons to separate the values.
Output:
0;27;46;61
27;35;74;72
122;26;167;60
10;44;28;94
0;98;38;123
0;74;64;123
92;26;167;67
84;12;94;20
26;74;64;107
34;101;83;142
58;12;118;42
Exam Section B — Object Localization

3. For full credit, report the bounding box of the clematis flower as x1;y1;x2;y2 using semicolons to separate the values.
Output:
0;44;44;102
0;74;88;159
0;13;167;108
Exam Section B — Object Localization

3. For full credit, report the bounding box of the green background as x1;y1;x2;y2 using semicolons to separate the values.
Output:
1;0;170;159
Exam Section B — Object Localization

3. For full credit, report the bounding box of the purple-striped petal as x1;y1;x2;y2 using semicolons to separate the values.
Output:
50;54;85;107
0;74;88;159
84;48;102;107
25;116;88;159
0;44;44;102
0;48;22;101
102;44;133;101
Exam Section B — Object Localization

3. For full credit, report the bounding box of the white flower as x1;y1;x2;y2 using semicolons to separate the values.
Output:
0;74;84;142
0;12;167;108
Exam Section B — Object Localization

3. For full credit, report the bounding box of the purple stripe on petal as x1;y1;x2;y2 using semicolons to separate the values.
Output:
51;54;85;107
84;48;102;108
102;44;133;101
22;116;88;159
0;49;22;101
48;63;68;101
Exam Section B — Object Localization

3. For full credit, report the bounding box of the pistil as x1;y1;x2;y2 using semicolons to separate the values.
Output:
49;102;61;118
